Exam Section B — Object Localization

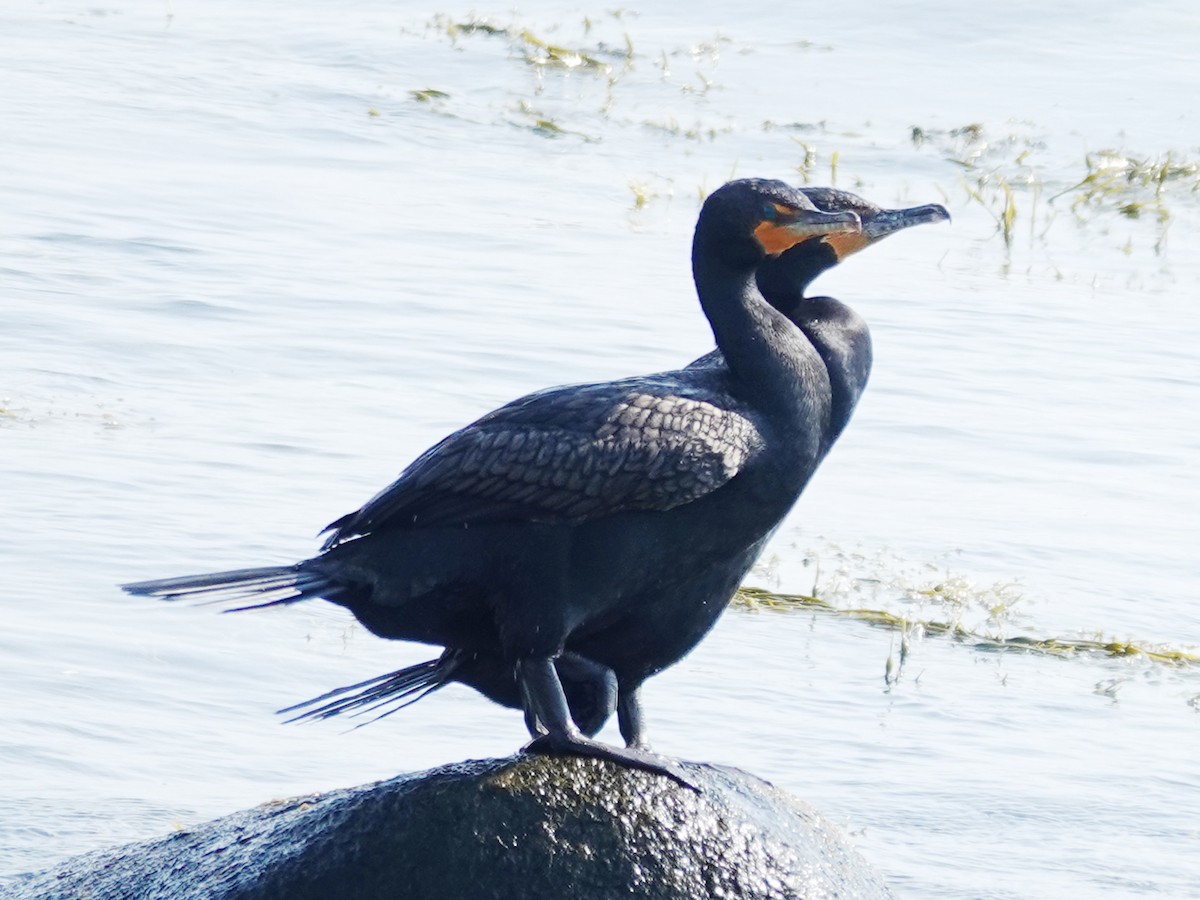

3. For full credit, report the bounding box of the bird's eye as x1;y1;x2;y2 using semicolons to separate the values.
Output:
762;201;794;222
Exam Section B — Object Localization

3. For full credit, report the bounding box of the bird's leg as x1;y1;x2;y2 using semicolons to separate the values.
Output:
517;671;547;738
554;653;618;738
616;682;650;750
517;657;697;790
518;656;588;743
524;709;547;737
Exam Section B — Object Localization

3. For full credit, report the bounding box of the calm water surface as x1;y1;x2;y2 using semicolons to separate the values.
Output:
3;1;1198;896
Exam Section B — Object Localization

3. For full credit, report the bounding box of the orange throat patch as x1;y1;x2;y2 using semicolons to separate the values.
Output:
753;220;808;256
823;231;873;261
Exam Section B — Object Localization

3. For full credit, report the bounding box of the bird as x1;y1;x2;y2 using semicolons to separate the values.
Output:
276;188;950;739
124;179;864;783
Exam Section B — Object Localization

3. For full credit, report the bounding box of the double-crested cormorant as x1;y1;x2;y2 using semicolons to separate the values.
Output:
125;179;866;781
278;189;950;738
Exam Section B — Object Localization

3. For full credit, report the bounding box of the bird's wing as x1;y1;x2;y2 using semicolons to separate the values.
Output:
683;347;724;371
320;375;762;547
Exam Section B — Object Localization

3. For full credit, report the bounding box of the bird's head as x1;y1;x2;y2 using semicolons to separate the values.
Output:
803;187;951;263
757;187;951;297
695;179;863;269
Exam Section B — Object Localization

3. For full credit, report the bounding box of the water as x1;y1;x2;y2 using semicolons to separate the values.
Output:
3;1;1199;896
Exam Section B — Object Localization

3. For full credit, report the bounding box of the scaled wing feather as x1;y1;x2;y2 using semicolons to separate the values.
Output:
321;376;761;547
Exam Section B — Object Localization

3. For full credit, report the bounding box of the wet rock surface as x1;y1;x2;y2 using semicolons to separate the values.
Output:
10;755;893;900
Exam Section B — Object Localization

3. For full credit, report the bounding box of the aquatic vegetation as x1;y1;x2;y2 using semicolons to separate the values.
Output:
914;122;1197;261
924;123;1042;251
732;583;1200;668
419;11;740;146
433;14;618;74
442;17;507;38
733;544;1199;674
511;100;596;141
1050;150;1196;255
409;88;450;103
1060;150;1200;203
514;28;615;73
641;118;732;141
627;181;654;210
966;174;1019;248
407;14;1194;275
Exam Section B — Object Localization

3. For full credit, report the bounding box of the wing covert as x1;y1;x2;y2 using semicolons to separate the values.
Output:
320;379;761;548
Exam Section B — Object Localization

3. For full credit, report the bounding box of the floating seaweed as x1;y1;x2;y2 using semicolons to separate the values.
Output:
732;585;1200;668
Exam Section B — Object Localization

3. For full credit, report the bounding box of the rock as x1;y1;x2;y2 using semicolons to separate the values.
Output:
9;755;893;900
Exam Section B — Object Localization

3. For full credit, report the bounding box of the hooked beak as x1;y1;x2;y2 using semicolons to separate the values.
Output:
862;203;951;240
825;203;950;260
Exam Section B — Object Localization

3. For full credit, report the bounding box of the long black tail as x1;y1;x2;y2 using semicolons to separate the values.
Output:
122;564;344;612
277;654;460;726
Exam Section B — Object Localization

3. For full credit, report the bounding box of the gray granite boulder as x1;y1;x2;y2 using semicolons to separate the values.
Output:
10;754;893;899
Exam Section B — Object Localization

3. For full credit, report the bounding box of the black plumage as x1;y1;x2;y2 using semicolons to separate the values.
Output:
278;188;949;739
125;179;871;781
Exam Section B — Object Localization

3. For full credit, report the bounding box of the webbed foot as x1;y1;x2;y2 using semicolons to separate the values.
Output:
516;656;698;790
523;731;698;791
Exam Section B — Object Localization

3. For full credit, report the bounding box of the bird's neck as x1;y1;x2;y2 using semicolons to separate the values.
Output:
690;250;828;419
787;296;872;451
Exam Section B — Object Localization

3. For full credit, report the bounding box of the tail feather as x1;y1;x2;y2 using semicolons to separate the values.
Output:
278;655;459;726
122;564;342;611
